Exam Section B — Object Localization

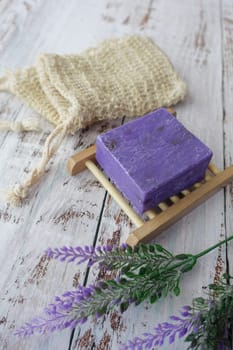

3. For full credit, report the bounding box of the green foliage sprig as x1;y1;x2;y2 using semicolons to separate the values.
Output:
122;274;233;350
14;236;233;337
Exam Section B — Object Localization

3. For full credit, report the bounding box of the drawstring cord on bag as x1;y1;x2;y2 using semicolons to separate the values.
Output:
0;72;77;206
2;117;74;206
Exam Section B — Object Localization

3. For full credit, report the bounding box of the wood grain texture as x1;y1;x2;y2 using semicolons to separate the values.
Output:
222;0;233;278
67;145;97;176
0;0;229;349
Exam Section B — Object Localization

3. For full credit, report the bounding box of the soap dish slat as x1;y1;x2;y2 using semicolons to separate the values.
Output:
67;131;233;248
67;108;233;247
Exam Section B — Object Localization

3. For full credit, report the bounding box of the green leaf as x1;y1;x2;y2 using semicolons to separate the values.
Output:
193;297;206;307
99;281;108;289
150;294;159;304
120;302;129;313
125;271;138;278
148;245;155;253
155;244;164;252
94;287;102;295
118;277;128;285
185;334;196;342
139;244;151;262
175;253;193;260
154;244;172;256
126;246;133;254
134;299;140;306
121;265;130;274
97;305;107;315
148;270;160;279
138;245;147;257
209;284;222;291
135;290;144;301
180;258;197;273
222;272;230;279
139;267;146;275
173;285;181;296
140;244;148;252
107;280;118;287
139;266;152;276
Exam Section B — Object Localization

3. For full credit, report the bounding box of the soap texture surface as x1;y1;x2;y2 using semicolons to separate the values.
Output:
96;108;213;214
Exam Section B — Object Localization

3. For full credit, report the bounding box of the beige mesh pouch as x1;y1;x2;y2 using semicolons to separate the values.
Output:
0;36;186;206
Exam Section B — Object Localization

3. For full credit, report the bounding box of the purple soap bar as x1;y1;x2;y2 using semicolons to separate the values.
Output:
96;108;212;214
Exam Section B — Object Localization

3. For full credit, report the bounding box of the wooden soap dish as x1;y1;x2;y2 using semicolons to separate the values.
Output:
67;113;233;247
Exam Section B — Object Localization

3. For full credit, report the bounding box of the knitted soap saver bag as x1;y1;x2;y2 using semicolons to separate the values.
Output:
0;36;186;206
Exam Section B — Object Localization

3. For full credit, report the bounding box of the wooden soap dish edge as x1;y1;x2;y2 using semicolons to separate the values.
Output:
67;143;233;247
67;109;233;247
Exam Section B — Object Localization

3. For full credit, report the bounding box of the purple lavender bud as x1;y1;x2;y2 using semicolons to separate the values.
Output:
87;260;94;267
63;320;72;328
45;304;57;316
69;319;80;328
181;311;191;317
192;324;200;334
120;243;128;250
61;246;68;252
159;338;164;346
87;284;96;291
170;316;181;321
105;245;113;252
161;322;170;327
62;302;73;310
89;246;95;254
179;327;188;338
74;295;84;303
182;305;192;311
169;333;175;344
75;247;83;254
83;288;92;298
79;317;88;324
67;256;77;263
54;296;62;302
62;291;74;298
45;248;53;258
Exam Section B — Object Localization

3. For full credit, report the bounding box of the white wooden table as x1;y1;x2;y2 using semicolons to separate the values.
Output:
0;1;233;349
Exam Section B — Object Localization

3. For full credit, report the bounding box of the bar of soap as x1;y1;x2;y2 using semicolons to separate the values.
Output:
96;108;213;214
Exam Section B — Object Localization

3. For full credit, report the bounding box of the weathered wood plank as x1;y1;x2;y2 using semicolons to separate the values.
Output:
71;0;225;349
0;0;123;349
222;0;233;277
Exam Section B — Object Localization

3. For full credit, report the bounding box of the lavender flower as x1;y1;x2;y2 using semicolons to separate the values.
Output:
15;236;233;345
14;284;104;337
45;243;128;267
13;257;190;339
121;276;233;350
14;278;135;337
14;288;84;336
120;306;193;350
